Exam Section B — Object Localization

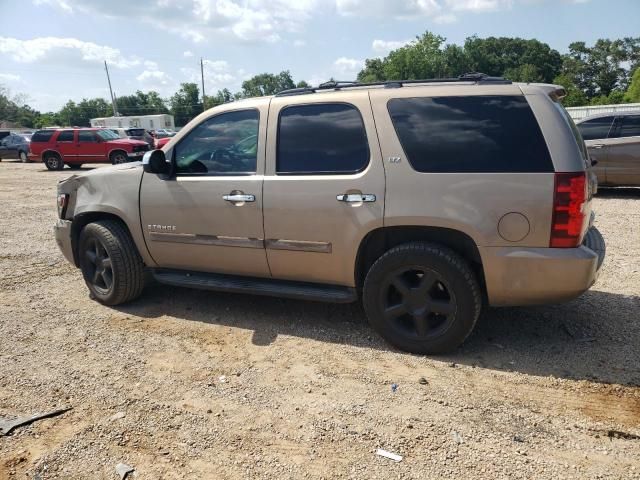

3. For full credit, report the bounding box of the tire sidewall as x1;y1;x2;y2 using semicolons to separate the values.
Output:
45;154;63;170
20;151;28;163
79;224;118;304
111;152;128;164
363;244;479;354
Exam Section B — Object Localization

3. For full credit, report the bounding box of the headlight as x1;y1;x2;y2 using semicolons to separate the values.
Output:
57;193;69;219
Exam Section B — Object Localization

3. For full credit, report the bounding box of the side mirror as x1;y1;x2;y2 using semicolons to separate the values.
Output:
143;149;170;175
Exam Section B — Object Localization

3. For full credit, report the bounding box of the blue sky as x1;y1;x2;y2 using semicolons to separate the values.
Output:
0;0;638;112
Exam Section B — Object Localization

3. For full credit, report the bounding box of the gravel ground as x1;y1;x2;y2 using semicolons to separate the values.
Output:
1;160;639;479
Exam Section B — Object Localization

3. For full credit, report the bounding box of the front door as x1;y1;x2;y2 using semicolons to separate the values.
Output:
262;91;385;286
140;102;271;277
77;130;102;162
55;129;77;162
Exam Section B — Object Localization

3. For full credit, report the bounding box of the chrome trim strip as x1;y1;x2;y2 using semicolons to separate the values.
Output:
150;232;263;249
265;239;332;253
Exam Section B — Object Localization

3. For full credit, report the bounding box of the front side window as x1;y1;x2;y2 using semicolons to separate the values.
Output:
78;131;97;142
578;116;614;141
277;103;369;175
388;96;553;173
57;130;75;142
175;109;259;175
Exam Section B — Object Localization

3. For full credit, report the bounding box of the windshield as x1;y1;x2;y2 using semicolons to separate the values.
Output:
126;128;146;136
96;129;120;140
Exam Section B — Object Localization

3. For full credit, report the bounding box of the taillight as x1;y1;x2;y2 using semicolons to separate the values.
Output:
57;193;69;219
550;172;587;248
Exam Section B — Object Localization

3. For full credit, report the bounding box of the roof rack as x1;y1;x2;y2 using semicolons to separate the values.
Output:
275;73;511;97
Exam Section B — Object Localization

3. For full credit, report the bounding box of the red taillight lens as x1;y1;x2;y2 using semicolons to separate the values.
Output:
550;172;587;248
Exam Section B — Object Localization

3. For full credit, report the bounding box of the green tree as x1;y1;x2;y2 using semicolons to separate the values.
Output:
241;71;296;97
117;90;169;116
170;83;201;126
624;67;640;102
33;112;60;129
553;74;588;107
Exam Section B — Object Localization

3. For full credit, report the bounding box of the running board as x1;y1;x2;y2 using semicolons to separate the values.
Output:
152;269;358;304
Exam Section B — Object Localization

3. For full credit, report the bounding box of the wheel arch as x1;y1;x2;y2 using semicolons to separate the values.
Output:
108;148;129;162
355;225;486;293
42;149;62;160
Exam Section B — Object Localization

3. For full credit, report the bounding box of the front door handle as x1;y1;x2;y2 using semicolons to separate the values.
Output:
223;193;255;203
592;144;605;149
336;193;376;203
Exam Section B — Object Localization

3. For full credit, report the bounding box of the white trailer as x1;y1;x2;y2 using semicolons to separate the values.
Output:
565;103;640;121
90;114;175;131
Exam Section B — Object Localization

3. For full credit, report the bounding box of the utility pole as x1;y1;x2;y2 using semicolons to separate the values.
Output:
200;57;206;112
104;60;118;116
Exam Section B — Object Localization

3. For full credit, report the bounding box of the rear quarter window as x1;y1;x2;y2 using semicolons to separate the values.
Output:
31;130;55;142
387;95;553;173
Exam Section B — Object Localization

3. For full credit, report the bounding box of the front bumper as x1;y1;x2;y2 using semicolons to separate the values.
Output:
128;151;147;160
480;233;604;307
54;219;75;265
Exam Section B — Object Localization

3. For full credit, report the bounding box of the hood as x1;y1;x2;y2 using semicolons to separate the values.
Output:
106;138;148;146
57;162;143;193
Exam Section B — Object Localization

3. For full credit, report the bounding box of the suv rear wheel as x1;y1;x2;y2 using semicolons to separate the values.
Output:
110;151;128;165
363;242;481;354
44;153;63;171
79;220;146;305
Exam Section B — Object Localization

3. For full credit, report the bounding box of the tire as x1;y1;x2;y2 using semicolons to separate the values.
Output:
44;153;63;171
78;220;146;306
110;151;128;165
19;151;28;163
584;226;606;270
68;164;82;170
363;242;482;354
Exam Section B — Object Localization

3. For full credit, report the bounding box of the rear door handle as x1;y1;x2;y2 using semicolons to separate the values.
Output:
223;194;255;203
336;193;376;203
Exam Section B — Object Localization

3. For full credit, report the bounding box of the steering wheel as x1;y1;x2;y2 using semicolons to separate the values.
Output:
209;148;237;171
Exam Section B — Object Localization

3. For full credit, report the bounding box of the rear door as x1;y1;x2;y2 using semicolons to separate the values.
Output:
605;115;640;186
55;130;77;162
578;115;616;184
262;91;385;286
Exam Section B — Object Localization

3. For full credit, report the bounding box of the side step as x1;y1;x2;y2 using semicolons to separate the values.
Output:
152;269;358;304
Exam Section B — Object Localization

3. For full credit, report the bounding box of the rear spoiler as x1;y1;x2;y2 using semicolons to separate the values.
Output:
518;83;567;101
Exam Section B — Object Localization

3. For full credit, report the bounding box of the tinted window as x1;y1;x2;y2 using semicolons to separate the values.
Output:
57;130;74;142
31;130;55;142
619;115;640;138
277;103;369;175
78;131;97;142
175;109;259;175
388;96;553;173
578;116;614;140
126;129;145;136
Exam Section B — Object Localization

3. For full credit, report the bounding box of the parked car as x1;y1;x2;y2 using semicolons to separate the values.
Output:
30;128;150;170
108;127;155;147
154;136;171;149
576;111;640;187
153;128;177;138
54;74;605;354
0;133;30;162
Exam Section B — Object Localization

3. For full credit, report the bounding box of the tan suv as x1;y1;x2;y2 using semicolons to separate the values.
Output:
576;111;640;187
54;74;605;354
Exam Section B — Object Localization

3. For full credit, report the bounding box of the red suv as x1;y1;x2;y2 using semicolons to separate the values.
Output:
29;128;150;170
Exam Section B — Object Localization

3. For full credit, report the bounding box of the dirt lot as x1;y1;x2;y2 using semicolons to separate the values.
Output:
0;160;639;479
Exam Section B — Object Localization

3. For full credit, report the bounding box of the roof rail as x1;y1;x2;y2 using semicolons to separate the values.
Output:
275;72;511;97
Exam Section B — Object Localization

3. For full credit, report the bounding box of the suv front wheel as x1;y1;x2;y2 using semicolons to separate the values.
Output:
110;151;128;165
363;242;481;354
79;220;146;305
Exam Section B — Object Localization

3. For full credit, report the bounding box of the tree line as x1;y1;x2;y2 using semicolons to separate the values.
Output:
1;32;639;129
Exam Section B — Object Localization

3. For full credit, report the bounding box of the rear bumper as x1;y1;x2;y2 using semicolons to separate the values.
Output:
54;219;75;265
481;241;603;307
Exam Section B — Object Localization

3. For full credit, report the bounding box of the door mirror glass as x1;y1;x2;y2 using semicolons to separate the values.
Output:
143;149;170;175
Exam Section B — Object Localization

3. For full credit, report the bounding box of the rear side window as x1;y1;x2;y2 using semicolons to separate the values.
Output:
617;115;640;138
388;96;553;173
57;130;75;142
277;103;369;175
31;130;55;142
578;116;614;140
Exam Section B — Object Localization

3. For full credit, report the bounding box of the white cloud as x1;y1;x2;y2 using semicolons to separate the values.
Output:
445;0;511;12
372;39;412;55
33;0;72;13
434;13;457;23
0;73;21;82
180;59;240;91
0;36;140;68
336;0;441;18
333;57;364;76
136;70;170;84
183;50;194;57
293;39;307;47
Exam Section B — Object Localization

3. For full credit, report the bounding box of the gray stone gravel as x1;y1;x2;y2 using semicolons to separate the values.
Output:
1;162;639;479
